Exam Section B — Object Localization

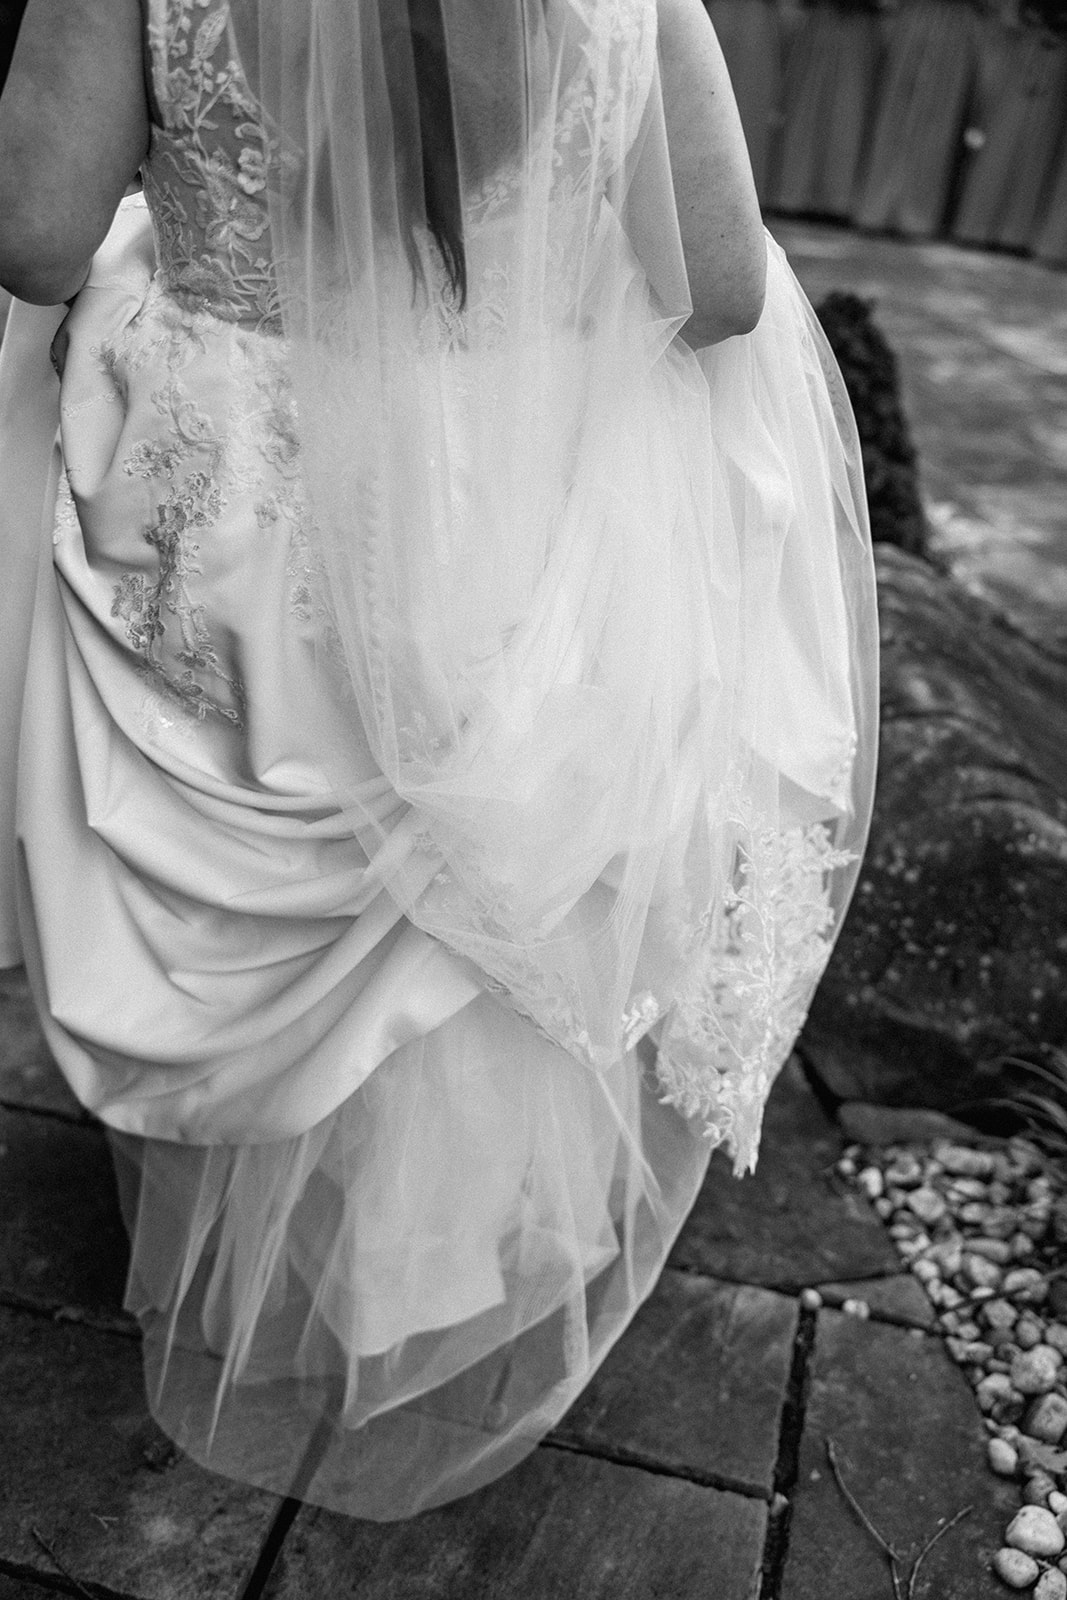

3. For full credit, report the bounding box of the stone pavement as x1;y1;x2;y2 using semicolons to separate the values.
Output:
0;966;1017;1599
769;218;1067;652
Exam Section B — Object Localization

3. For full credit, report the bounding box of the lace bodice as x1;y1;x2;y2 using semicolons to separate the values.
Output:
140;0;657;337
142;0;281;330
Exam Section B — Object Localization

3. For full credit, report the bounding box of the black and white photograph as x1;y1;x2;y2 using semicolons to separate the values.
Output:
0;0;1063;1595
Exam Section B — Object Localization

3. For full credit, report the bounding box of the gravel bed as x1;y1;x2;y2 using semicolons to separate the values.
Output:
835;1133;1067;1595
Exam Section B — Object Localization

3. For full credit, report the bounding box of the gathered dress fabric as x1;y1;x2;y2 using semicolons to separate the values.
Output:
0;0;878;1519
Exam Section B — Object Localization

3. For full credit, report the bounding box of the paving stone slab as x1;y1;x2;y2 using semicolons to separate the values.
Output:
0;967;81;1120
0;1106;129;1312
782;1309;1017;1600
815;1273;936;1329
0;1305;279;1600
266;1447;766;1600
554;1270;796;1495
671;1057;898;1290
771;220;1067;650
0;1577;63;1599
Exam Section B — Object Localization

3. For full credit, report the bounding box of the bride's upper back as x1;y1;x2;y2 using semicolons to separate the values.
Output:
139;0;659;338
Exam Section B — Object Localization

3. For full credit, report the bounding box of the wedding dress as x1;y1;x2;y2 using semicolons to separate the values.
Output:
0;0;878;1518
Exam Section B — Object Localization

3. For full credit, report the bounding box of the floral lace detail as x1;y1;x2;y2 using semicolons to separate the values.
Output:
655;817;856;1174
399;795;854;1176
52;475;82;549
110;462;246;726
142;0;281;330
96;279;328;724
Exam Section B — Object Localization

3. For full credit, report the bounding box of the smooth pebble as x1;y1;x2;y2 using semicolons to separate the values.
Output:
969;1237;1014;1265
927;1238;964;1277
1004;1268;1050;1302
885;1153;923;1188
1013;1346;1062;1396
983;1299;1019;1332
978;1373;1014;1411
1024;1469;1058;1505
935;1143;996;1178
908;1186;947;1225
857;1166;884;1200
1007;1505;1066;1558
994;1547;1040;1588
964;1253;1003;1290
1036;1570;1067;1600
1026;1393;1067;1446
988;1437;1019;1476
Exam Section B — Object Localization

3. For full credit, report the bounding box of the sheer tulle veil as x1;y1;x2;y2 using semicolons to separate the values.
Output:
91;0;879;1521
227;0;877;1170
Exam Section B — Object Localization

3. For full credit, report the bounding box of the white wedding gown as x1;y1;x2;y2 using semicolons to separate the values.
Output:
0;0;877;1518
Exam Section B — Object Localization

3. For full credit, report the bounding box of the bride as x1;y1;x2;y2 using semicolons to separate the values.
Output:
0;0;877;1519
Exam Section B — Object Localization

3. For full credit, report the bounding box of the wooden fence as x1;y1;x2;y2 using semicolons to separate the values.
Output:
709;0;1067;264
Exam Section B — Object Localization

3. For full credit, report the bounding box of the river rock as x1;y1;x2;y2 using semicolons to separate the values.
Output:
979;1373;1015;1412
989;1436;1019;1476
927;1237;964;1278
1017;1318;1045;1351
885;1152;924;1189
1027;1394;1067;1447
1004;1268;1050;1305
1013;1346;1062;1396
908;1186;947;1225
982;1299;1018;1332
802;546;1067;1115
963;1252;1003;1291
994;1547;1040;1588
1036;1569;1067;1600
935;1142;997;1178
1007;1505;1067;1558
969;1237;1014;1265
856;1165;884;1200
1025;1470;1059;1505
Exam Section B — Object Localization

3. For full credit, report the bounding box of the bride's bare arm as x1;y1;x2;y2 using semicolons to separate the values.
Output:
0;0;148;304
656;0;766;345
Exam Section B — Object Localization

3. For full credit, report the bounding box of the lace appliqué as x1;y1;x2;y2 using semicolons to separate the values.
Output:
98;274;331;723
111;468;246;727
655;818;856;1174
143;0;281;331
401;797;853;1177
